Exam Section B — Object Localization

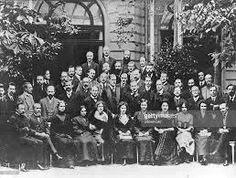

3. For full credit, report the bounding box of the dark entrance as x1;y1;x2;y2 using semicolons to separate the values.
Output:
36;0;104;79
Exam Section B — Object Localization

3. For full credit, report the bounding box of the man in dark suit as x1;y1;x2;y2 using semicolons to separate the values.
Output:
82;51;99;78
58;80;77;115
55;71;68;98
33;75;47;103
4;82;17;119
17;82;35;117
143;63;158;90
201;74;221;100
205;86;224;111
173;87;186;112
123;81;142;116
75;77;91;100
122;50;131;72
150;79;173;111
223;84;236;111
139;56;147;80
211;103;236;166
29;103;62;167
102;74;121;114
9;103;46;171
99;46;116;73
198;71;206;89
182;78;196;100
40;85;60;122
113;61;122;83
187;86;204;112
84;85;101;112
160;71;174;95
140;76;154;108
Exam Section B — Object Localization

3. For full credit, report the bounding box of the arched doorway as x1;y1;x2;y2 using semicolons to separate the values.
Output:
36;0;105;76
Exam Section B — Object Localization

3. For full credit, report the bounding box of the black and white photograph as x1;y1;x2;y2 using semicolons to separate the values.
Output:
0;0;235;177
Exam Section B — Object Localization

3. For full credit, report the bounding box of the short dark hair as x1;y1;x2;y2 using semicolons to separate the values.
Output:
226;84;235;90
23;82;31;91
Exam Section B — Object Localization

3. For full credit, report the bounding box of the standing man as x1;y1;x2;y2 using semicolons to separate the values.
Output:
102;74;121;114
201;74;221;100
33;75;47;103
82;51;99;78
18;82;35;117
198;71;206;89
99;46;116;73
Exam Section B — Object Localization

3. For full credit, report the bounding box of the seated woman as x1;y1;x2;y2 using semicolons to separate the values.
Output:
114;101;136;165
153;101;177;165
88;101;114;164
50;101;75;169
175;102;194;164
133;98;154;165
72;105;98;166
194;101;213;165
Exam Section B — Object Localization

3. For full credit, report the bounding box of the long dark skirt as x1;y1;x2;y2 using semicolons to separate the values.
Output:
207;132;230;163
135;136;154;163
74;132;98;163
195;134;209;156
116;138;136;160
154;131;177;164
51;135;75;168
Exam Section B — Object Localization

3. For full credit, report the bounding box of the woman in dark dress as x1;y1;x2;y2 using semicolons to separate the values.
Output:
72;105;98;166
153;101;177;165
50;101;75;168
133;98;154;165
114;101;136;165
88;101;114;164
194;101;213;165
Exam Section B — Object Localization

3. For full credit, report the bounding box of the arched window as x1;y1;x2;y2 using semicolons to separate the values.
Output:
35;0;105;73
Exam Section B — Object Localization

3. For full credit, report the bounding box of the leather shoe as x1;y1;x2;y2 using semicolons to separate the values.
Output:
200;158;208;166
37;164;49;170
20;163;29;172
55;153;63;160
223;160;229;166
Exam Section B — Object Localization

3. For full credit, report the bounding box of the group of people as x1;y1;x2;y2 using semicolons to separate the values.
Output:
0;46;236;172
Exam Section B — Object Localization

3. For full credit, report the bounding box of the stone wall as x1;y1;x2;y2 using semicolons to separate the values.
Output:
102;0;146;61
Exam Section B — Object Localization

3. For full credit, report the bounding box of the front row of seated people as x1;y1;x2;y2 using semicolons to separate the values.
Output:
3;99;236;171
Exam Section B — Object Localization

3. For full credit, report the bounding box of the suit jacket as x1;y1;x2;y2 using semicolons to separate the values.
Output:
150;91;173;110
198;80;206;89
83;95;101;112
29;114;49;134
163;82;174;94
173;97;186;111
205;96;224;111
76;84;90;101
33;84;47;103
81;61;99;78
4;94;16;118
40;97;60;121
58;91;78;116
99;56;116;73
17;92;35;116
223;94;236;110
201;84;221;100
102;85;121;114
124;91;142;116
187;96;204;111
